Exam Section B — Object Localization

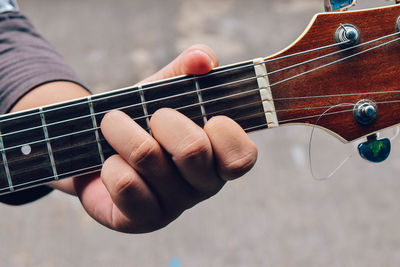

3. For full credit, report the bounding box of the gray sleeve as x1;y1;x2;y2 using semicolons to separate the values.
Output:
0;12;89;204
0;12;88;114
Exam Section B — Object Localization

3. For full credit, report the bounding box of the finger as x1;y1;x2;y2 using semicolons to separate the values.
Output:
101;155;161;225
100;110;198;212
74;173;154;233
139;44;219;84
151;108;224;194
204;116;258;181
73;174;131;231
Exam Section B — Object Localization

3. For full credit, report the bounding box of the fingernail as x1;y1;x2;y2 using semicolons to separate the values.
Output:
191;49;214;68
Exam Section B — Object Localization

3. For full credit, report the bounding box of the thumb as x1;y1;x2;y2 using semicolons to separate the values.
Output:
139;44;219;84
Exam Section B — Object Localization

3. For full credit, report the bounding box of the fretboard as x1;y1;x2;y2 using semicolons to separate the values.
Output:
0;59;273;195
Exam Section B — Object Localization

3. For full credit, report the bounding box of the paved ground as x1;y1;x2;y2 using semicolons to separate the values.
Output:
0;0;399;266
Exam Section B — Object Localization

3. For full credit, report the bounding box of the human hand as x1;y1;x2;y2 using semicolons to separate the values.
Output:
73;45;258;233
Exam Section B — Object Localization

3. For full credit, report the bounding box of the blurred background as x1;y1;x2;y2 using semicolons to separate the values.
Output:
1;0;399;266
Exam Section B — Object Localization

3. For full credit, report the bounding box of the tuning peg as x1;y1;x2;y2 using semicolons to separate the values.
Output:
358;134;391;163
324;0;357;12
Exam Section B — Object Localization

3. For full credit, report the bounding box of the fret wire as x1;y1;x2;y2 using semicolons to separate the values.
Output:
88;96;105;164
0;127;13;191
138;85;151;133
39;107;59;180
194;77;208;125
0;35;377;125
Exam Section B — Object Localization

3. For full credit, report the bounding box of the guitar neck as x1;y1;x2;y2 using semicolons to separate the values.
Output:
0;58;275;195
1;4;399;196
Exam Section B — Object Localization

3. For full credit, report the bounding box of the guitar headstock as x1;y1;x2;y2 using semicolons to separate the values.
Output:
265;4;400;142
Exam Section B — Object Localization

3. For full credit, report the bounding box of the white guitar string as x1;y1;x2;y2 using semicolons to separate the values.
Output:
1;33;398;142
307;103;356;181
0;36;398;153
0;31;398;125
0;34;399;191
0;31;398;140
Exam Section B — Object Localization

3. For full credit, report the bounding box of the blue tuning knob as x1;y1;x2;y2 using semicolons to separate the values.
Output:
325;0;356;12
358;134;391;163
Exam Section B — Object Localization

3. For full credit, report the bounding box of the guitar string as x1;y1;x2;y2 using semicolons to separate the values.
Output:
3;84;400;153
3;84;400;141
0;36;398;152
0;30;397;125
3;100;388;191
0;37;399;190
1;33;399;139
0;101;388;192
0;102;364;167
8;95;400;160
182;88;400;123
1;98;399;192
0;164;104;194
0;98;397;168
0;106;363;183
308;103;355;181
0;41;350;124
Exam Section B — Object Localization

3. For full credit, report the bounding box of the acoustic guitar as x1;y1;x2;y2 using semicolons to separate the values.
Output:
0;4;399;195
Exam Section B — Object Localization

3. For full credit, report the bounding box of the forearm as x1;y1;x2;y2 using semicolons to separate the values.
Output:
0;12;89;203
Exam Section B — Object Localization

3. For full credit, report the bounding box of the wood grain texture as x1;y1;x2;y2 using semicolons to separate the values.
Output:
266;5;400;142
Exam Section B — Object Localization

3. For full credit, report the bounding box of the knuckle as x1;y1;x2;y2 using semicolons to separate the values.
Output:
113;171;140;196
128;137;158;166
174;134;210;161
223;148;258;179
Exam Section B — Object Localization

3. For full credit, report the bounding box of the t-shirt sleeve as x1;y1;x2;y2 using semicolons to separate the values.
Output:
0;12;89;205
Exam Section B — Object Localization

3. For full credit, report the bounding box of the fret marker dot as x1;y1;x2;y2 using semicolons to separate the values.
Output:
21;145;31;155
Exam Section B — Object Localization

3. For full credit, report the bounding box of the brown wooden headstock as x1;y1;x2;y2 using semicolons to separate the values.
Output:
266;5;400;142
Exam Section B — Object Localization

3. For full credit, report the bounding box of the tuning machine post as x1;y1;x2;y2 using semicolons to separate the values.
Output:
397;16;400;31
352;99;391;163
335;24;361;48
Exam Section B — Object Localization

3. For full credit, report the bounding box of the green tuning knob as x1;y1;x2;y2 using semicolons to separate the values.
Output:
358;134;391;163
